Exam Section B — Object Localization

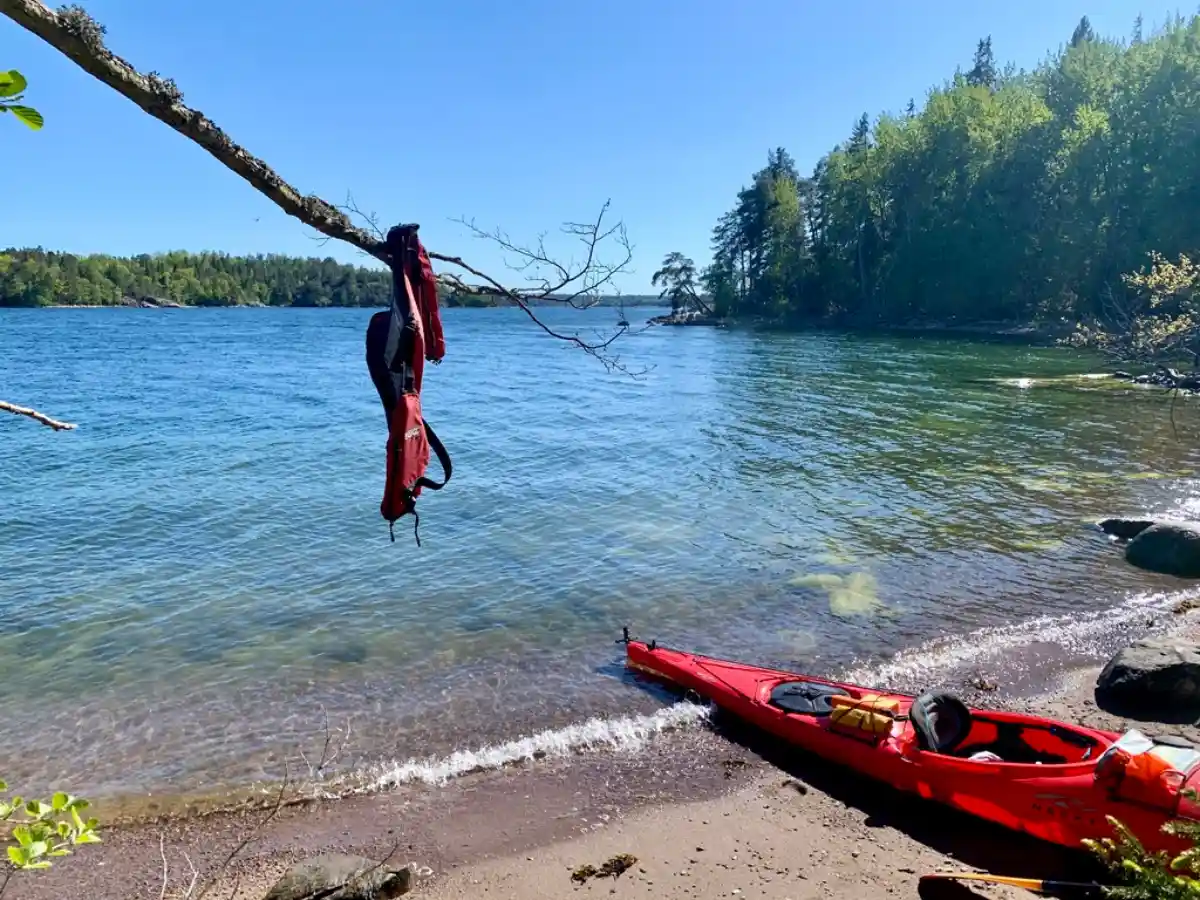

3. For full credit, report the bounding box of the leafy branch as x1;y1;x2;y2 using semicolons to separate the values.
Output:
1083;793;1200;899
0;781;100;897
0;68;43;129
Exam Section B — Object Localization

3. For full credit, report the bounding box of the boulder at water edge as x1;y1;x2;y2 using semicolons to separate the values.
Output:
1095;637;1200;719
1125;521;1200;577
262;854;412;900
1097;518;1157;541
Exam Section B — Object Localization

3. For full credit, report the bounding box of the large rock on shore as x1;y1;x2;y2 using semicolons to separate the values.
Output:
1096;637;1200;720
263;854;412;900
1125;521;1200;577
1098;518;1157;541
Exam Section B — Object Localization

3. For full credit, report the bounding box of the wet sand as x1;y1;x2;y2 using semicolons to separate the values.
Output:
10;622;1200;900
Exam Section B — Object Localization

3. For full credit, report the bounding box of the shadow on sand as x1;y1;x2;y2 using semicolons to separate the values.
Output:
621;667;1110;899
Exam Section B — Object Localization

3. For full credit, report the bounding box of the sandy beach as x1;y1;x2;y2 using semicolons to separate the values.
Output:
9;621;1200;900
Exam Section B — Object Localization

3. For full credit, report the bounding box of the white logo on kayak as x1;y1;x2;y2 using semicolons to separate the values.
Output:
404;426;422;440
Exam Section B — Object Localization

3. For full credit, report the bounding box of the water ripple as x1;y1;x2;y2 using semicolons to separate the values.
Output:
2;307;1199;800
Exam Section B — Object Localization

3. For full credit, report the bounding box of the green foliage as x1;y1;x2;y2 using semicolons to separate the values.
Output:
0;249;666;309
0;69;44;131
1068;252;1200;363
704;14;1200;335
0;248;398;308
1084;805;1200;899
0;779;100;879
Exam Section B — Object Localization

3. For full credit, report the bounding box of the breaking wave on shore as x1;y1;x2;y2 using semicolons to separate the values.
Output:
361;700;713;790
345;585;1199;800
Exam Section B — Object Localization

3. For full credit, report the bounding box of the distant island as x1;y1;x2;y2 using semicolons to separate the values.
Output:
0;248;663;309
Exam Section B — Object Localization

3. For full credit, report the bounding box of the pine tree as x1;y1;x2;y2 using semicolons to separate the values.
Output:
1071;15;1095;47
966;36;997;89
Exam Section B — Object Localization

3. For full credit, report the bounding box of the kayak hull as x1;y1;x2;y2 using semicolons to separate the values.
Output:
624;638;1199;856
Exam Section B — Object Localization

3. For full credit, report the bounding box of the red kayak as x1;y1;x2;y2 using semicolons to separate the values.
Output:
621;632;1200;855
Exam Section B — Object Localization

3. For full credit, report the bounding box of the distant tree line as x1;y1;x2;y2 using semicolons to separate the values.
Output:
698;13;1200;332
0;248;664;309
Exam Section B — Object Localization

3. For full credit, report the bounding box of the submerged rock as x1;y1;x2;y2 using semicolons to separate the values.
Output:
263;853;412;900
1125;521;1200;577
1096;638;1200;719
1098;517;1157;541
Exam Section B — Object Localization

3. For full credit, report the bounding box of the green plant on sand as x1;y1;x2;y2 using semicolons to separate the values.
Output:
0;69;44;130
0;780;100;894
1083;795;1200;899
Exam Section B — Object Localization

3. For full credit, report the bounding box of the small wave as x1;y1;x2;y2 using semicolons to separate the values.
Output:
363;701;711;790
840;586;1198;687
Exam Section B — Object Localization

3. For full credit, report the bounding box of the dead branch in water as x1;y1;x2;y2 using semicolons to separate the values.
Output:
1;0;640;427
0;399;77;430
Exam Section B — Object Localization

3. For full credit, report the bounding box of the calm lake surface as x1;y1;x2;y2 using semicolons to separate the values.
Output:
3;305;1199;802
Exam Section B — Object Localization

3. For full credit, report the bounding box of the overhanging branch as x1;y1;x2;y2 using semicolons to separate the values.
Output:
0;399;77;430
1;0;636;375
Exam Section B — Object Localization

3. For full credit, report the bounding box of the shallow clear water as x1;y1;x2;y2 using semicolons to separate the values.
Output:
2;306;1198;801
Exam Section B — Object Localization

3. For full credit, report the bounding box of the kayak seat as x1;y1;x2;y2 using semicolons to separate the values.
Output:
950;718;1088;765
910;691;972;754
769;681;845;716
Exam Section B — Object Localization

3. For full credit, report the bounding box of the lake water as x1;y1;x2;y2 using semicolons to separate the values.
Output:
3;306;1199;805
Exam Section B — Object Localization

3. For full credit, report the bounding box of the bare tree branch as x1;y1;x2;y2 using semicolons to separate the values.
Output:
1;0;640;391
0;399;77;430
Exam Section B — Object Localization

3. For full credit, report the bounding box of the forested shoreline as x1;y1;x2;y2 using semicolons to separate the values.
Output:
0;249;657;309
699;14;1200;332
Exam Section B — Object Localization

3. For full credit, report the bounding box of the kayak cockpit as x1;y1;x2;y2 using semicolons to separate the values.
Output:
943;713;1106;764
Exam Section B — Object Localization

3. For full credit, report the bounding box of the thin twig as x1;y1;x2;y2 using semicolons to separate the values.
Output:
0;399;77;430
194;760;290;900
182;850;200;900
159;834;170;900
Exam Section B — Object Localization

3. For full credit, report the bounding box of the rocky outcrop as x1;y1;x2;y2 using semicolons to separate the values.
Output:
1110;368;1200;392
1125;521;1200;577
1096;637;1200;720
118;294;184;308
647;310;724;327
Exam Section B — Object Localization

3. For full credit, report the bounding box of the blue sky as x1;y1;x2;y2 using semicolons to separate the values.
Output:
3;0;1158;293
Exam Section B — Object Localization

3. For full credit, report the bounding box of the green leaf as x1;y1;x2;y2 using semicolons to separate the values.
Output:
21;861;51;870
24;799;46;818
0;779;8;791
73;831;100;844
7;847;25;867
0;802;12;819
12;825;32;847
0;70;27;99
27;841;47;859
56;821;70;837
51;792;69;811
9;105;43;130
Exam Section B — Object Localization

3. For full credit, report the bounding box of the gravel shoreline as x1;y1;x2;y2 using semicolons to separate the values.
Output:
9;617;1200;900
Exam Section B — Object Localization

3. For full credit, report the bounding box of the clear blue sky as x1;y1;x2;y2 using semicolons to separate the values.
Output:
3;0;1159;293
